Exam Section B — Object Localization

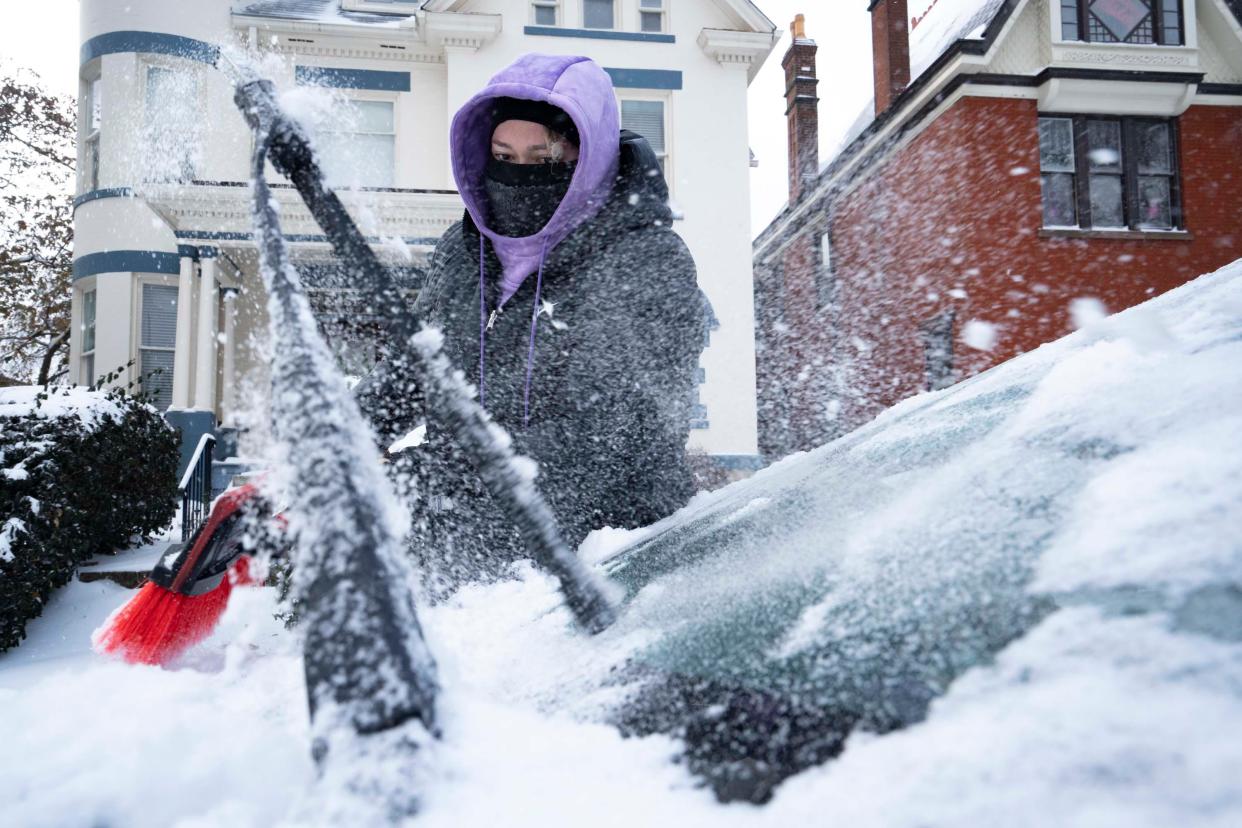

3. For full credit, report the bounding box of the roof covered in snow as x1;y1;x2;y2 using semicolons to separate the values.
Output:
907;0;1007;80
232;0;410;25
813;0;1006;175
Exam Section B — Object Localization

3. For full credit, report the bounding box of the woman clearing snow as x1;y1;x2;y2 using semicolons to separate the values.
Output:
360;53;707;585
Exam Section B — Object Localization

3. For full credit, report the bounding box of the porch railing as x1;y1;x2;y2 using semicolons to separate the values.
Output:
179;432;215;541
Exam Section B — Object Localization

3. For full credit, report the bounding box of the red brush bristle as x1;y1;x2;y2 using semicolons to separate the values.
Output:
93;556;254;666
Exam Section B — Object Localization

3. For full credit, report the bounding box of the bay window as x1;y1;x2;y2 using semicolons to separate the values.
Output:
144;65;201;183
139;283;178;410
1038;115;1182;231
1060;0;1183;46
80;289;96;388
82;77;102;191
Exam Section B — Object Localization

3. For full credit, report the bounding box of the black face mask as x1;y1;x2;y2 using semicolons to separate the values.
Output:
483;159;576;238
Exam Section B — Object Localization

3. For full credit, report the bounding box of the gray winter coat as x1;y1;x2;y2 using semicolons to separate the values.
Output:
359;132;707;579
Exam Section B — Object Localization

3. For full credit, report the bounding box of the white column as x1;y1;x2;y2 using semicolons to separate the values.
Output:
193;254;219;413
171;254;196;408
220;288;237;425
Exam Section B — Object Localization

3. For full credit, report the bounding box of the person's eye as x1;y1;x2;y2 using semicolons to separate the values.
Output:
493;151;512;162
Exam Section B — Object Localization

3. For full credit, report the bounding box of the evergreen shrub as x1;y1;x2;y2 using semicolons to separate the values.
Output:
0;386;179;651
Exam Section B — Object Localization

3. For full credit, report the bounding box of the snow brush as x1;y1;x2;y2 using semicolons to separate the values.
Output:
92;484;279;665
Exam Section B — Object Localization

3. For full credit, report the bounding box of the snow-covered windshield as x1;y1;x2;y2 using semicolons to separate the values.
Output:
509;258;1242;803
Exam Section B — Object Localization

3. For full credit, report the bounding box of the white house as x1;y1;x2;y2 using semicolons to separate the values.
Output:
70;0;778;470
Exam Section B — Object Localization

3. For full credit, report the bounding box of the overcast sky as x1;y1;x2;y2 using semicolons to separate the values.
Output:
0;0;875;238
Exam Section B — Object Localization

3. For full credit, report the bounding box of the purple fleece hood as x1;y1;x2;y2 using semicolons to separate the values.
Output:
450;54;621;303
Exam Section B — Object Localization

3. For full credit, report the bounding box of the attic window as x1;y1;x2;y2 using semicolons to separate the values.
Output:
1061;0;1184;46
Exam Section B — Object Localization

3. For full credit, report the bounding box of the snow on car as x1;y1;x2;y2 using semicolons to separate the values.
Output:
1;257;1240;826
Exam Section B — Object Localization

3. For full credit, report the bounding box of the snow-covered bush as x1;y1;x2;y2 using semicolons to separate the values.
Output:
0;386;178;651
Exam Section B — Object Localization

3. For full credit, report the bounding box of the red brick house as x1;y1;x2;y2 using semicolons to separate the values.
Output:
752;0;1242;459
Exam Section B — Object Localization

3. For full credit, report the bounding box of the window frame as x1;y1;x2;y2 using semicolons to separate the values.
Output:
81;75;102;192
1062;0;1185;46
80;288;97;388
816;224;836;311
320;93;399;189
617;92;672;189
638;0;667;34
1038;113;1183;232
142;59;204;183
531;0;560;26
582;0;616;30
136;277;180;411
921;310;956;392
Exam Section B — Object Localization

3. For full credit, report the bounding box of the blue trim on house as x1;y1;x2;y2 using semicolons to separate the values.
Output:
713;455;767;471
604;68;683;90
197;246;219;259
176;244;200;259
80;31;220;66
72;187;136;211
173;229;440;245
295;66;411;92
72;250;182;281
524;25;675;44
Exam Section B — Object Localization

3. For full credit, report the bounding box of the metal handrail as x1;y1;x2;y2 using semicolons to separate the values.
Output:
179;433;216;541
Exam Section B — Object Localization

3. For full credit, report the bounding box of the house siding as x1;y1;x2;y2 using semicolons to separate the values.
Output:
758;95;1242;458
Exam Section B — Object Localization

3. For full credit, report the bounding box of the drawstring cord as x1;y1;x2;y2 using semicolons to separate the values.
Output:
477;235;550;429
477;235;487;406
523;239;550;428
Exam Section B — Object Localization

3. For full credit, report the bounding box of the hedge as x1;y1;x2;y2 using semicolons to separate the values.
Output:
0;386;179;651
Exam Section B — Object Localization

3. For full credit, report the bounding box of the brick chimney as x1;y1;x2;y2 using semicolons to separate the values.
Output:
783;14;819;201
870;0;911;113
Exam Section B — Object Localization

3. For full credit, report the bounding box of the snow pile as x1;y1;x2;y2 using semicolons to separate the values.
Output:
0;259;1239;825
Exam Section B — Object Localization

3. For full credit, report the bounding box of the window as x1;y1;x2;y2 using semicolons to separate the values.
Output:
922;311;955;392
80;289;96;387
140;283;178;410
1061;1;1183;45
532;0;558;25
82;77;102;191
640;0;666;33
584;0;615;29
144;65;200;182
817;228;835;310
1038;118;1077;226
1038;115;1181;231
620;99;667;173
319;99;396;188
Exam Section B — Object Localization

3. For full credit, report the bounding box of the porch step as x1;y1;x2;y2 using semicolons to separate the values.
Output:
77;540;177;589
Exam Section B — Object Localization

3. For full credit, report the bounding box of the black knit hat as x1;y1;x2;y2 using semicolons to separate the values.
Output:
489;97;580;147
